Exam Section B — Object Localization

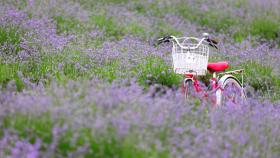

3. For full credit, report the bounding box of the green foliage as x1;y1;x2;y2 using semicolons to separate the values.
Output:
0;63;24;91
53;16;83;34
125;23;146;37
86;135;166;158
0;52;123;90
0;26;23;54
177;5;239;32
134;3;147;14
234;0;247;8
0;53;184;91
1;0;28;10
250;18;279;40
132;1;170;17
177;6;280;42
233;31;248;43
176;5;194;20
29;53;94;83
2;114;169;158
92;60;120;83
0;52;183;91
231;17;280;43
238;61;280;93
91;15;124;39
0;53;81;90
136;57;181;87
94;0;128;4
147;2;167;17
3;114;54;144
0;60;48;91
153;21;182;37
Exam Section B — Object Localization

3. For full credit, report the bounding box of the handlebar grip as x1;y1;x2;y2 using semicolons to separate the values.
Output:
210;43;218;49
206;38;218;44
206;38;218;49
209;38;218;45
157;40;163;45
156;35;171;45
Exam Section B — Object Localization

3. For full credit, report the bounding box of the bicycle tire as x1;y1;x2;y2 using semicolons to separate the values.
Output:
183;80;194;100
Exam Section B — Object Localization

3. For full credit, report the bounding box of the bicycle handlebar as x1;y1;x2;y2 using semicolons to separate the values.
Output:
156;34;218;49
171;36;206;49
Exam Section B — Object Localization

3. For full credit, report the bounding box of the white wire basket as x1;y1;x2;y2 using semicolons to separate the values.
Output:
171;37;209;76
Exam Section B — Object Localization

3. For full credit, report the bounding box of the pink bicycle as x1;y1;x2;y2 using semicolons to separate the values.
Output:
157;33;245;107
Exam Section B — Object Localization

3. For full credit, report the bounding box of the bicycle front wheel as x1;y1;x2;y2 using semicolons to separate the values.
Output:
216;77;245;106
183;80;194;100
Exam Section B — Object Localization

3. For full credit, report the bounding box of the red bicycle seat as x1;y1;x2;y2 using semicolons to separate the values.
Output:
207;61;229;72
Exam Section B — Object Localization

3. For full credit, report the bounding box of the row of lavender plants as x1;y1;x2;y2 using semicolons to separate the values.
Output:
1;80;280;157
1;0;280;157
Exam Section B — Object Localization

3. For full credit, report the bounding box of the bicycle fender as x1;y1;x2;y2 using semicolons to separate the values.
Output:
183;78;193;87
218;75;241;88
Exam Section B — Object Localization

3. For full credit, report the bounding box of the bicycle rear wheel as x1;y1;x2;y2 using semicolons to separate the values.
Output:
216;77;245;106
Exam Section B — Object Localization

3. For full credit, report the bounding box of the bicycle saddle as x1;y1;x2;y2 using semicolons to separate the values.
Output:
207;61;229;72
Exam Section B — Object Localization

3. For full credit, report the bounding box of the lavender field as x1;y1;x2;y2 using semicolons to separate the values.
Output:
0;0;280;157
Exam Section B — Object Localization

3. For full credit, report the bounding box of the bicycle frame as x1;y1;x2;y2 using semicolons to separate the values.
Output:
183;69;244;105
183;73;219;94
